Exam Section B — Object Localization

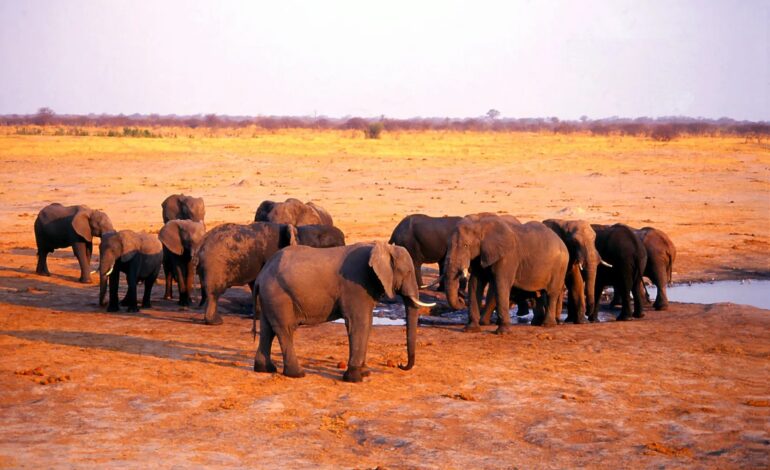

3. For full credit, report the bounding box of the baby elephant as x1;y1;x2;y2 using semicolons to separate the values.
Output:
158;220;206;307
253;241;435;382
98;230;163;312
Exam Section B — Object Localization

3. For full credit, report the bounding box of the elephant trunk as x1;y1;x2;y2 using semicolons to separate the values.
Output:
399;304;419;371
444;267;466;310
99;251;116;306
584;262;597;315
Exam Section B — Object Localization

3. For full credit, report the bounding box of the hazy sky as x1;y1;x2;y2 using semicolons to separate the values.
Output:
0;0;767;120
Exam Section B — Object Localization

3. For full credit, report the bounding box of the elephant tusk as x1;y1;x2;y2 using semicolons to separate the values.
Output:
600;260;613;268
462;268;470;280
412;298;436;308
578;262;584;272
422;278;441;289
90;269;98;275
105;265;114;276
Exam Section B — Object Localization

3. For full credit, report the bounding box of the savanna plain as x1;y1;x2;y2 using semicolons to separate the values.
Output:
0;130;768;468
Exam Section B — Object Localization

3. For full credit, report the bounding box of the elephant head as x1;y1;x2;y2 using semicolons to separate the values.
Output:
158;220;206;257
369;241;434;371
179;195;205;223
444;214;514;310
73;208;115;243
98;231;159;306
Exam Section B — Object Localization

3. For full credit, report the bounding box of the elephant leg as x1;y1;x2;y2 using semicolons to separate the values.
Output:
254;316;278;373
343;314;371;383
532;294;552;326
142;275;156;309
163;264;174;300
184;260;195;306
203;290;223;325
565;271;578;323
175;264;189;307
437;260;446;291
651;264;669;311
568;266;587;324
589;279;603;322
616;278;632;321
413;259;424;288
72;242;92;283
516;297;530;316
198;285;207;307
633;278;646;318
85;242;93;263
494;277;514;334
125;264;140;312
275;326;304;378
542;290;561;327
464;274;483;332
36;247;51;276
107;268;121;312
480;280;496;326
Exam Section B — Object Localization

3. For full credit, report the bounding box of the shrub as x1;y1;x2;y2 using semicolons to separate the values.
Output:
651;125;678;142
365;122;384;139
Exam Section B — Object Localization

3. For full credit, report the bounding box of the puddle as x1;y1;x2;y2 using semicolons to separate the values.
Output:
648;279;770;310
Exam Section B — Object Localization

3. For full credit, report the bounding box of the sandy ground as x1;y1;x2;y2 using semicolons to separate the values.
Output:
0;131;769;468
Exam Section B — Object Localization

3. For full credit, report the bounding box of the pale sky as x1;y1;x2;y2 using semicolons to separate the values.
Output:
0;0;767;120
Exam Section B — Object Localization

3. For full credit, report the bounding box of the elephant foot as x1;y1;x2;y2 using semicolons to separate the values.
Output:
463;323;481;333
654;302;668;311
283;368;306;379
127;306;140;313
78;277;92;284
177;300;190;308
343;367;366;383
107;304;120;312
633;311;645;319
120;298;130;306
495;325;513;335
616;314;632;321
479;317;492;326
142;301;152;309
204;315;223;326
540;319;558;328
254;361;277;373
36;270;51;277
164;294;173;300
573;316;588;325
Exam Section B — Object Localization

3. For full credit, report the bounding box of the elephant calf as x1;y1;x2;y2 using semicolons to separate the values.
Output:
635;226;676;310
99;230;163;312
158;220;206;307
253;242;435;382
34;203;114;283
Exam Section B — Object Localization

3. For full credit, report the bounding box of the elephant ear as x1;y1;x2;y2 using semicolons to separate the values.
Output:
159;221;184;255
72;209;93;242
480;220;513;268
280;224;299;247
119;231;142;262
369;241;395;299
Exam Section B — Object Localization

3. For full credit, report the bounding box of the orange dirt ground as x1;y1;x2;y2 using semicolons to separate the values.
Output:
0;131;768;468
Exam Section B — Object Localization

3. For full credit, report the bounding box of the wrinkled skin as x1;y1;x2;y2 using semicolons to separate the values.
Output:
99;230;163;312
34;203;115;283
253;242;434;382
543;219;601;324
445;214;569;332
635;226;676;310
591;224;648;321
296;224;346;248
158;220;206;307
196;222;298;325
161;194;206;224
254;198;333;226
388;214;462;289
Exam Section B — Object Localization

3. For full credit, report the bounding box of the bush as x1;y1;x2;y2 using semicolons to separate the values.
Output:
651;125;678;142
365;122;384;139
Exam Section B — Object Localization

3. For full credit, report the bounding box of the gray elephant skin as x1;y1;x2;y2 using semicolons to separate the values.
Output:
254;198;333;226
543;219;603;324
158;220;206;307
34;203;115;283
445;213;568;332
591;223;648;321
635;226;676;310
196;222;299;325
98;230;163;312
252;241;435;382
161;194;206;224
296;224;346;248
388;214;462;289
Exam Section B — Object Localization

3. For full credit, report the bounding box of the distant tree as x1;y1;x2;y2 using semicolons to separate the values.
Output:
486;109;500;120
35;107;55;125
579;115;588;123
204;114;220;128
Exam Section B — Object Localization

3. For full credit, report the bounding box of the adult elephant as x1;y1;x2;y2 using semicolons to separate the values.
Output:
196;222;298;325
158;220;206;307
98;230;163;312
635;226;676;310
388;214;462;289
161;194;205;224
254;198;333;226
296;224;346;248
34;203;115;283
543;219;609;324
445;214;568;332
253;241;435;382
590;224;648;321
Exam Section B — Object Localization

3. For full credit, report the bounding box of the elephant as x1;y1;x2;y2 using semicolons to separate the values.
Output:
161;194;205;298
542;219;608;324
590;224;648;321
196;222;299;325
252;241;435;382
635;226;676;310
295;224;346;248
388;214;462;289
161;194;205;224
254;198;333;226
445;213;569;332
98;230;163;312
158;220;206;307
34;203;115;283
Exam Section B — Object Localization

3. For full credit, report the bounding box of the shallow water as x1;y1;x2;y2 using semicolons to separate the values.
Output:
648;279;770;310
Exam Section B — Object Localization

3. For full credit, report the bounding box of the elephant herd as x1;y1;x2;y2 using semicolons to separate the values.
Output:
32;196;675;382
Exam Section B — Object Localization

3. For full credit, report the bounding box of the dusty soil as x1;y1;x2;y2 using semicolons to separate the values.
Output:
0;132;769;468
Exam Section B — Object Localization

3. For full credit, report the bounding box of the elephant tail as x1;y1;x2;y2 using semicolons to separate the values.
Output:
251;281;260;342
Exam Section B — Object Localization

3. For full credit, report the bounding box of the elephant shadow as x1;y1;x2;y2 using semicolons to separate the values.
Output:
0;329;251;369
